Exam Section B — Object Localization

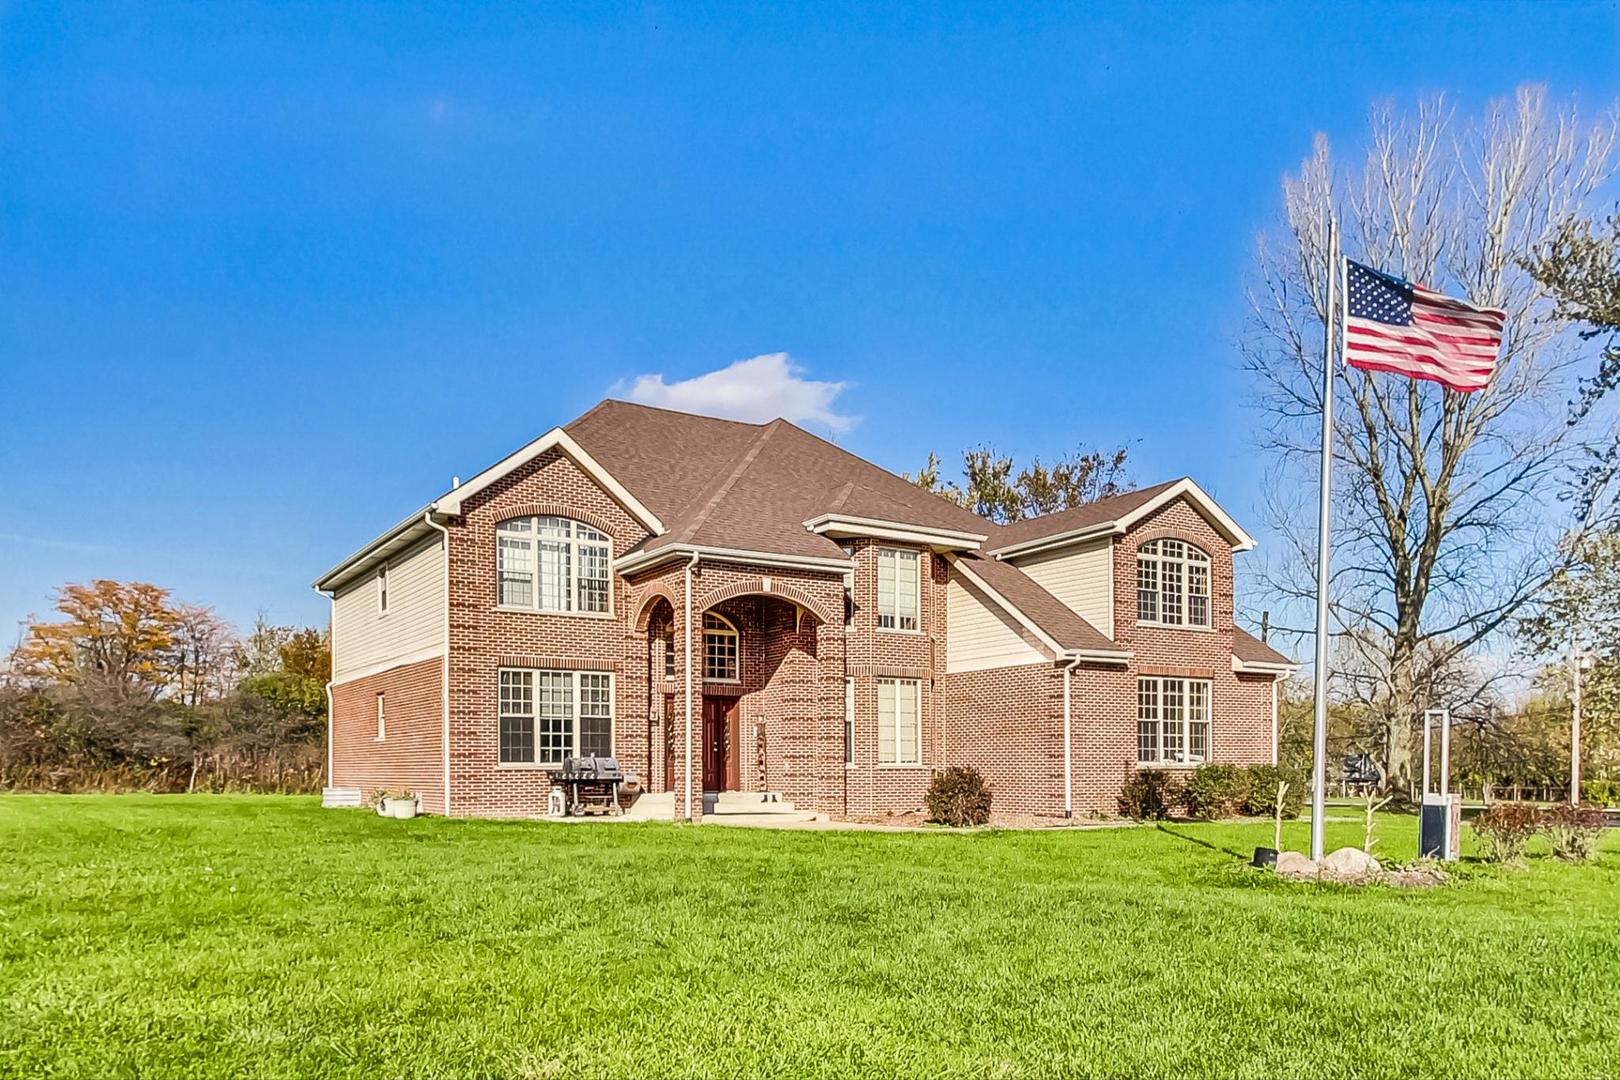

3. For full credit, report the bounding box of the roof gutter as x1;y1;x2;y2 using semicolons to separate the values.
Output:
1062;655;1081;819
989;521;1120;561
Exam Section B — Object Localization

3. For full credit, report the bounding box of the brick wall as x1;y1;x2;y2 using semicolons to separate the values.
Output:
1065;497;1275;816
445;447;651;818
330;655;445;812
941;661;1065;819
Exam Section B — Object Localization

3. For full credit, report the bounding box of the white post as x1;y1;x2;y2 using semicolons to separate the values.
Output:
1439;708;1450;799
684;554;698;821
1062;661;1075;818
1309;214;1339;863
1422;710;1433;799
1571;639;1583;805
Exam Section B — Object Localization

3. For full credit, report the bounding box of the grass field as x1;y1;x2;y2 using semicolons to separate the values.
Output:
2;796;1617;1079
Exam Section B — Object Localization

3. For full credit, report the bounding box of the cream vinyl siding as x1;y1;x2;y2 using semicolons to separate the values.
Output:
332;534;445;679
945;569;1048;673
1013;537;1114;637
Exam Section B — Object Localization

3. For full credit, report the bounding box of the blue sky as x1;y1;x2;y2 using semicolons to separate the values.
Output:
2;2;1617;641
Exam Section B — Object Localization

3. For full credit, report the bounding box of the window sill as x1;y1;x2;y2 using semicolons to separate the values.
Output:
1135;621;1215;633
495;606;616;620
875;627;925;637
496;762;562;772
1135;761;1207;771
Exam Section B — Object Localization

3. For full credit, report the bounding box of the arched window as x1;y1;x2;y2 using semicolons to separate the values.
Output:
496;516;612;614
1136;539;1210;627
703;612;739;682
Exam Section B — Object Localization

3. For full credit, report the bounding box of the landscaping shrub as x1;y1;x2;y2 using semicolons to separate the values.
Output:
1119;768;1181;820
1472;802;1540;864
1242;765;1305;819
1540;804;1608;862
1185;763;1251;819
1582;780;1619;808
925;766;992;827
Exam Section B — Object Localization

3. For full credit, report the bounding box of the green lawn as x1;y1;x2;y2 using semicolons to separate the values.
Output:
2;797;1617;1079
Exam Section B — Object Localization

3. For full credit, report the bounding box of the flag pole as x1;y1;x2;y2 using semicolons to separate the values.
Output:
1309;212;1339;862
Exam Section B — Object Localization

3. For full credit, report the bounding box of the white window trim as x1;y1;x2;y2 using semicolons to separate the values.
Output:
1135;539;1212;629
375;692;386;742
877;677;922;765
876;547;923;634
1136;676;1212;767
495;516;615;618
376;564;389;616
702;612;741;684
496;668;616;768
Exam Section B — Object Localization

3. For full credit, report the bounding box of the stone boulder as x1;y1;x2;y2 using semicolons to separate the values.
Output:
1320;846;1382;881
1275;851;1319;880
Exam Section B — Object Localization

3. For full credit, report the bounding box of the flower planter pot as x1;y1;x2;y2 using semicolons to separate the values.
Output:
1251;846;1279;868
382;797;419;820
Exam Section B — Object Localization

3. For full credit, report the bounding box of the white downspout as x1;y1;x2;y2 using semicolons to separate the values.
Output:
424;511;452;816
1062;655;1081;819
324;681;335;789
684;551;700;820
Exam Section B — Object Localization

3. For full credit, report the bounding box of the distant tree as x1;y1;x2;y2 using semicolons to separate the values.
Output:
239;626;330;723
171;604;238;708
11;580;182;701
1244;87;1618;793
908;444;1133;524
1524;212;1620;515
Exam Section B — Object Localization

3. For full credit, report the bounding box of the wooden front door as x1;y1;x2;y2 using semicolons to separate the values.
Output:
701;697;735;791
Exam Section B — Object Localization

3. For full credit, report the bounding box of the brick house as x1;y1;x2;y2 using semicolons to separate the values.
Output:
314;400;1293;822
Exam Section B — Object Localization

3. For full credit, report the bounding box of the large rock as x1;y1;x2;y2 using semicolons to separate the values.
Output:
1275;851;1319;879
1321;846;1382;881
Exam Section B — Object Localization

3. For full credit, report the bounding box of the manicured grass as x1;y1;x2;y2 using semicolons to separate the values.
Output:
2;797;1617;1078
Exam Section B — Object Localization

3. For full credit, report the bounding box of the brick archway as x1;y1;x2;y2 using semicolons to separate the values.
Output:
632;584;681;632
694;578;837;626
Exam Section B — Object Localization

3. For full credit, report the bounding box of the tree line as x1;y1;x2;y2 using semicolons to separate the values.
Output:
2;579;329;792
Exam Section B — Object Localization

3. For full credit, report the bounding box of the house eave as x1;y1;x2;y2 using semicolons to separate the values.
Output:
803;513;987;550
1232;655;1298;676
312;506;445;593
616;543;854;577
990;521;1120;561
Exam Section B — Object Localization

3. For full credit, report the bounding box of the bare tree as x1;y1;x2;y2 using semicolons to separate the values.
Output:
1243;87;1618;793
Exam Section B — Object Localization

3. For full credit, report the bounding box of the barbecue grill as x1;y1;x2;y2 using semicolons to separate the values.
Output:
557;755;628;816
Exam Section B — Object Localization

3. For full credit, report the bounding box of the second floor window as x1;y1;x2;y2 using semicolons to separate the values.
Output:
877;547;920;631
703;612;739;682
496;516;611;614
1136;539;1210;627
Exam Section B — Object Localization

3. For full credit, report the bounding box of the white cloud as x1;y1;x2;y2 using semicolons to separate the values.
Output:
615;353;857;435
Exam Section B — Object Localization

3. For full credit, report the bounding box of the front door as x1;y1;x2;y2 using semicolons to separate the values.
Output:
702;697;732;791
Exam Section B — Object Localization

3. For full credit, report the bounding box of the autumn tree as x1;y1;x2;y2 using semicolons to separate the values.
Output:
908;444;1133;524
1244;87;1618;793
11;580;183;701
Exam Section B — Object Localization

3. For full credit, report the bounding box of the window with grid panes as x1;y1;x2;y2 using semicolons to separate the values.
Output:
877;548;919;630
1135;539;1211;627
1136;676;1211;765
497;668;615;765
495;516;611;614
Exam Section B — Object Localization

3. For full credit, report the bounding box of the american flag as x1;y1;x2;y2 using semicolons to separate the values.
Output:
1343;259;1505;393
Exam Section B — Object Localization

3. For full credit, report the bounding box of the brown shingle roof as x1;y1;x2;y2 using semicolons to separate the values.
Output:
952;552;1119;653
987;478;1184;551
1233;626;1293;667
567;400;990;562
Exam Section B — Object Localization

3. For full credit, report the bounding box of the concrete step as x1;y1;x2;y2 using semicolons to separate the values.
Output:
705;791;801;815
620;791;676;821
